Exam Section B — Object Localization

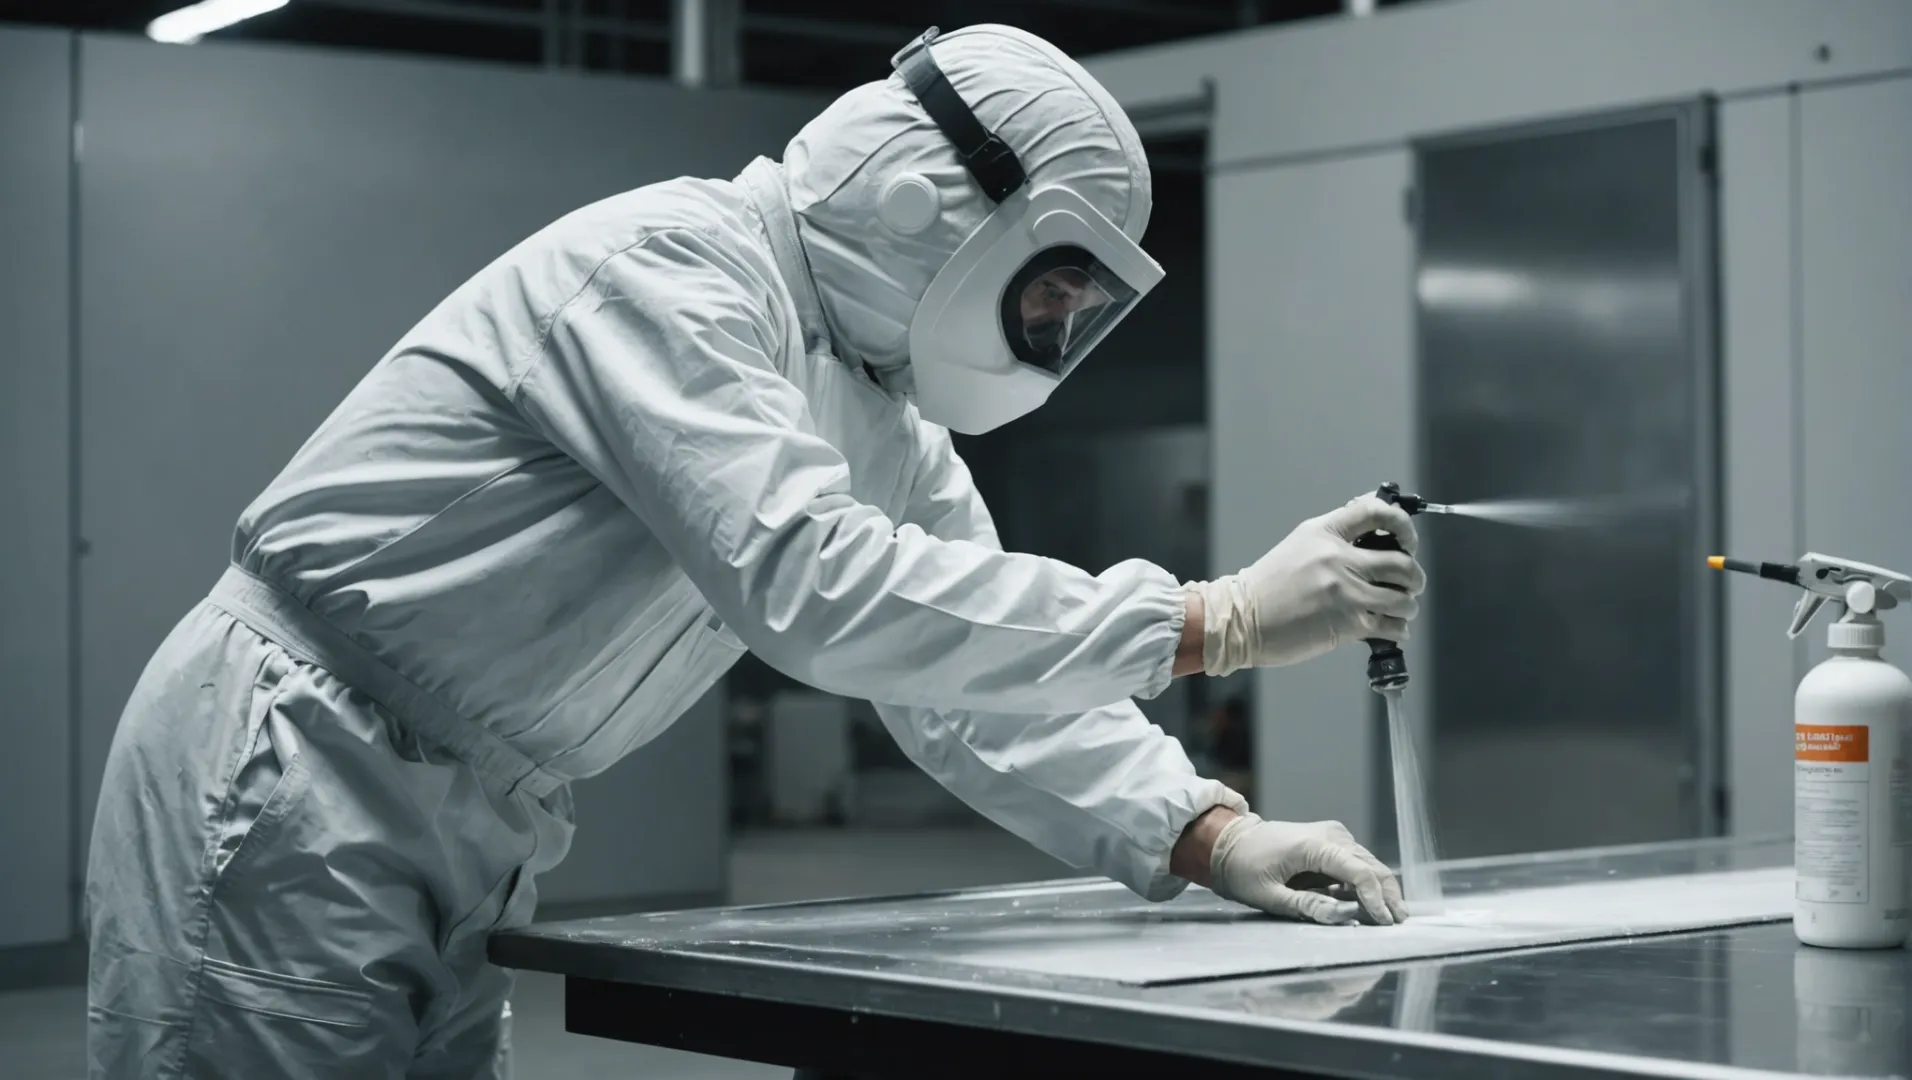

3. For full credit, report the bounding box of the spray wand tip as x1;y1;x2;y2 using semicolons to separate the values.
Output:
1708;555;1802;585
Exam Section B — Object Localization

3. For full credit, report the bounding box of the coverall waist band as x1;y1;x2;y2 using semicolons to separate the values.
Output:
205;565;567;801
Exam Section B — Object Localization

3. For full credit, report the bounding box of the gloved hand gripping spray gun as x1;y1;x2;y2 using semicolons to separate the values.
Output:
1354;482;1449;691
1709;552;1912;949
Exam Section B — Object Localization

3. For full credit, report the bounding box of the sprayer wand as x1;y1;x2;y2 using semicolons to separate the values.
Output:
1356;482;1447;691
1708;553;1911;638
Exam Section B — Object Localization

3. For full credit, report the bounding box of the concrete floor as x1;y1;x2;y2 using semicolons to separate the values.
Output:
4;826;1074;1080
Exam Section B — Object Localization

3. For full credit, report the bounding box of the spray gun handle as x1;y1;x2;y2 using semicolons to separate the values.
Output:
1786;554;1910;637
1357;483;1411;689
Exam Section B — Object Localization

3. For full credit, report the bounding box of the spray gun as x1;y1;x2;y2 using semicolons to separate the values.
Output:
1355;482;1451;691
1708;553;1912;639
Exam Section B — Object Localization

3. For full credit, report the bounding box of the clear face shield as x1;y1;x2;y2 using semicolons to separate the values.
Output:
891;27;1164;434
1003;248;1143;377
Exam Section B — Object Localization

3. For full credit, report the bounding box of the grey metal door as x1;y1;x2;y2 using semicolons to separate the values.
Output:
1412;102;1720;857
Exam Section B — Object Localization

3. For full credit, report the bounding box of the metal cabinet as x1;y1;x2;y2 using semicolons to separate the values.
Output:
1413;103;1721;856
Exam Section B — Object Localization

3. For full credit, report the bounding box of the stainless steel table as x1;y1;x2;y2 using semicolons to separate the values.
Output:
490;838;1911;1079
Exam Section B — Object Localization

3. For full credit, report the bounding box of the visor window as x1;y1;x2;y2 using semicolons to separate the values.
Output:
1000;246;1141;376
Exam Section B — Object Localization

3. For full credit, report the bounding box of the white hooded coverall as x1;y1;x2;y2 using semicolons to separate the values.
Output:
85;25;1243;1079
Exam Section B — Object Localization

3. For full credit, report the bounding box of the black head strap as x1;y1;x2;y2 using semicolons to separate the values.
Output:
892;27;1028;205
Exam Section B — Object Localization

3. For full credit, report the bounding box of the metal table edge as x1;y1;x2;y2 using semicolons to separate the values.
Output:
489;930;1802;1080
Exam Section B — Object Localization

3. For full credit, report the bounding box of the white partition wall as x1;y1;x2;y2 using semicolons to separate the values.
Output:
0;27;823;950
1797;77;1912;655
72;34;820;912
1090;0;1912;162
1087;0;1912;844
1718;94;1804;840
0;27;76;950
1209;150;1414;839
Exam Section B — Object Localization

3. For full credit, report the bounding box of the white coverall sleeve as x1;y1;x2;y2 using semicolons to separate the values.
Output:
876;427;1246;901
510;229;1188;715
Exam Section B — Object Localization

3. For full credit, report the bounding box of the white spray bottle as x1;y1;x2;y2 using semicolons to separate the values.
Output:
1712;553;1912;948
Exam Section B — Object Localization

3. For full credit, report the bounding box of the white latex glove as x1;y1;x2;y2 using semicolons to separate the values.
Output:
1209;813;1409;926
1188;494;1425;677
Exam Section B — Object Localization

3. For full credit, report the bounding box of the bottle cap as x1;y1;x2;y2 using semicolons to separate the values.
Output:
1829;619;1885;651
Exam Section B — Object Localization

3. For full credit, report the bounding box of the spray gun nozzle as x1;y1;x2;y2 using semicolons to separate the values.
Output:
1372;482;1447;517
1707;556;1801;585
1367;642;1409;691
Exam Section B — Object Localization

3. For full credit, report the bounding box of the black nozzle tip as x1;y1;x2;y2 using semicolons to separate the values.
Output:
1366;641;1408;690
1373;482;1430;516
1711;557;1802;586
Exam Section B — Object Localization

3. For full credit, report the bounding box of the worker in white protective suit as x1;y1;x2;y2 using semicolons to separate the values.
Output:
85;24;1425;1079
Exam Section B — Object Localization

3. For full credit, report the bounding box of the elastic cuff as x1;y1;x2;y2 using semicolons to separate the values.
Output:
1140;780;1251;901
1134;577;1190;702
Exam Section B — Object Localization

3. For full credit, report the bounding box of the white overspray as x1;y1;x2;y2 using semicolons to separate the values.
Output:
1376;486;1688;913
1382;688;1443;913
1437;487;1693;529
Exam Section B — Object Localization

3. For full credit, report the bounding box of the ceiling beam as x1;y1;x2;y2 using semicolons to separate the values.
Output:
740;12;914;48
298;0;671;42
1021;0;1236;26
296;0;916;51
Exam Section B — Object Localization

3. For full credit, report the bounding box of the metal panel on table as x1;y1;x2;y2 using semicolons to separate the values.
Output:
493;840;1820;1080
1414;102;1721;857
76;33;820;908
0;27;75;948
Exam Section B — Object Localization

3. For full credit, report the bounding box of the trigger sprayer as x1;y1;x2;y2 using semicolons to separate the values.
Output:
1710;551;1912;949
1356;482;1449;691
1709;554;1912;642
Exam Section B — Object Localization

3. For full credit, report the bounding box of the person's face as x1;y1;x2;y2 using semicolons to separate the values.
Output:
1017;266;1113;355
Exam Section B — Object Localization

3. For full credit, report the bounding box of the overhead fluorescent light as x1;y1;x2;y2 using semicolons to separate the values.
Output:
147;0;289;45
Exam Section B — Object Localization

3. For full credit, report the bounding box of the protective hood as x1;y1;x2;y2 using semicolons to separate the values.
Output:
781;24;1152;383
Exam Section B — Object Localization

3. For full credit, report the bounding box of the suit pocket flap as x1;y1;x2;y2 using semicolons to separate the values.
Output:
198;957;374;1029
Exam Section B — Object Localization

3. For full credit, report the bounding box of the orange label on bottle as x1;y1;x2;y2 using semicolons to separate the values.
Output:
1797;724;1869;763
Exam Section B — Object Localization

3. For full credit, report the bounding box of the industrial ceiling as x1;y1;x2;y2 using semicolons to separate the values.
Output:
0;0;1423;90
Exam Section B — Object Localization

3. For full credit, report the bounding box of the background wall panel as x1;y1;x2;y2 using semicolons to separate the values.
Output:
1798;77;1912;669
1718;93;1801;839
1209;149;1415;839
75;33;821;909
0;25;76;949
